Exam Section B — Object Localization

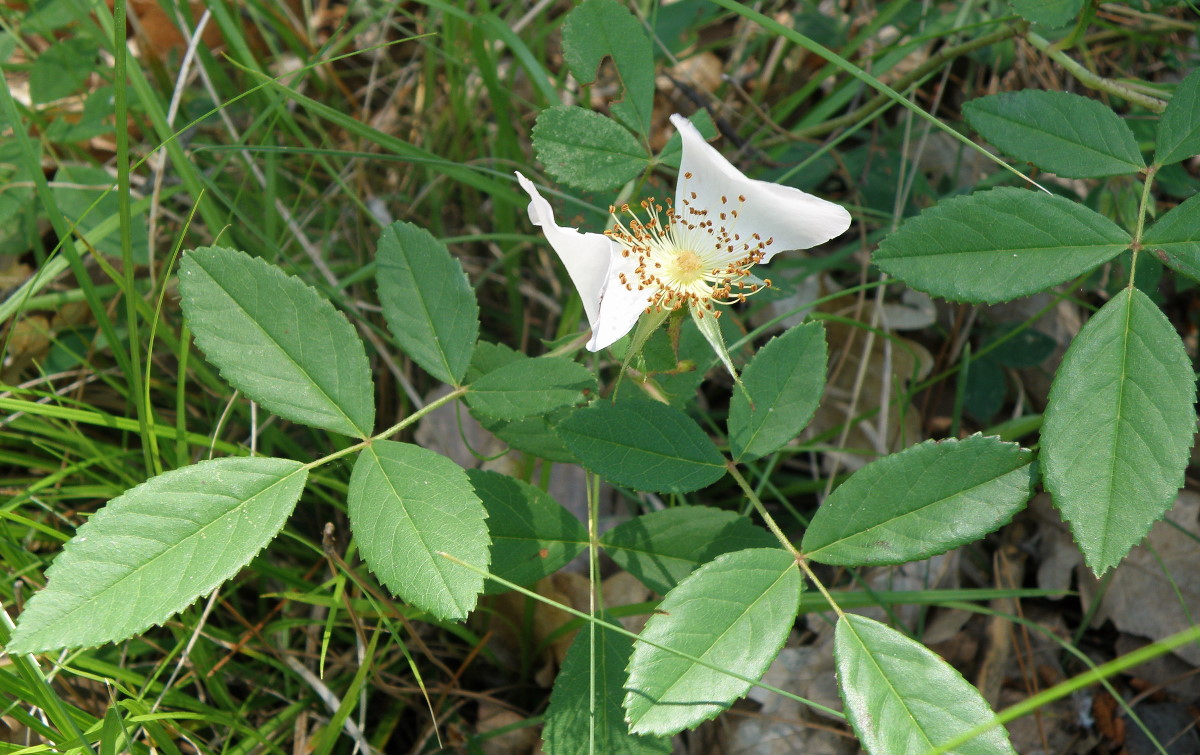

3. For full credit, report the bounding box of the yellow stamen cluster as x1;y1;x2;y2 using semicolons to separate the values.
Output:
605;182;774;319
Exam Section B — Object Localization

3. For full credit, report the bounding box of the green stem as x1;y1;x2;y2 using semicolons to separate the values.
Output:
1026;32;1168;113
1129;165;1159;288
725;462;799;558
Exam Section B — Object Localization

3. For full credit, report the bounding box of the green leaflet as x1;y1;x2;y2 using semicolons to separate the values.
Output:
376;221;479;386
1155;68;1200;167
624;548;801;735
179;246;376;438
601;506;777;594
348;441;489;620
557;400;726;493
9;457;307;654
836;614;1016;754
561;0;655;137
802;435;1035;566
1041;287;1197;575
532;106;646;192
963;90;1144;178
874;187;1131;302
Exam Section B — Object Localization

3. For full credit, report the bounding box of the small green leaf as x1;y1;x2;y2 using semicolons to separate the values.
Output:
179;246;375;438
1144;193;1200;283
802;436;1035;566
561;0;655;136
532;106;646;192
835;614;1016;754
467;355;595;420
376;221;479;385
601;506;778;594
874;187;1131;302
466;470;587;594
557;400;726;493
348;441;489;620
53;164;149;263
8;457;307;654
624;549;801;735
1041;288;1196;575
986;325;1058;368
1008;0;1083;27
729;322;827;462
1155;69;1200;167
963;90;1144;178
543;616;672;755
30;37;96;103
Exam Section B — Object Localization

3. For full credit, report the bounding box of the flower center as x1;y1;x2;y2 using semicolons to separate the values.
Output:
606;193;773;318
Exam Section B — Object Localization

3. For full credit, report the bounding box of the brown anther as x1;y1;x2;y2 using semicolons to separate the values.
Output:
738;194;746;202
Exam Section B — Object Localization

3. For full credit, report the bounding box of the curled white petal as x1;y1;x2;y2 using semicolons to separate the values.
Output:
670;114;851;262
589;253;651;351
515;172;614;332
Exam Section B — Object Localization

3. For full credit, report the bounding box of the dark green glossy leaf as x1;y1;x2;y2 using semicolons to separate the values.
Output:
1155;68;1200;167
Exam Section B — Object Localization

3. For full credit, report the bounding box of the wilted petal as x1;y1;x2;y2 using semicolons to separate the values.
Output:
671;114;851;262
516;172;615;329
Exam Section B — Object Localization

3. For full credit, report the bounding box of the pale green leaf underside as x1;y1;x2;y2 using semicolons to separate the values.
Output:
729;321;827;462
532;106;646;192
600;506;777;595
836;614;1016;754
1144;193;1200;283
179;246;375;438
348;441;489;620
802;435;1035;566
557;400;726;493
624;549;801;735
9;457;307;654
963;90;1143;178
543;617;671;755
1041;287;1196;575
376;221;479;386
1155;68;1200;167
466;470;587;594
466;355;595;421
561;0;655;136
874;187;1131;303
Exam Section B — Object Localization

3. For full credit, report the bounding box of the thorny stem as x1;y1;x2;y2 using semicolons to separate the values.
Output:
1026;31;1168;112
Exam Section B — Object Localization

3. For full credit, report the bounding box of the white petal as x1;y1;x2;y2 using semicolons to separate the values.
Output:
516;172;616;330
588;253;653;351
670;114;851;262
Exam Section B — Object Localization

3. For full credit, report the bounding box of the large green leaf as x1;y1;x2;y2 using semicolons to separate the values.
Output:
8;457;307;654
729;322;827;462
835;614;1015;754
466;470;587;594
601;506;777;594
1041;287;1196;575
561;0;655;136
557;400;726;493
963;90;1143;178
802;436;1035;566
348;441;489;620
179;246;375;438
542;616;671;755
874;188;1131;302
1144;193;1200;282
376;221;479;386
624;549;801;735
466;355;595;420
532;106;646;192
1155;68;1200;167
